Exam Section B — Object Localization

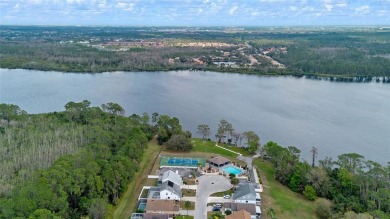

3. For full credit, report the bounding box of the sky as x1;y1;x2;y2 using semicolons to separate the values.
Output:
0;0;390;26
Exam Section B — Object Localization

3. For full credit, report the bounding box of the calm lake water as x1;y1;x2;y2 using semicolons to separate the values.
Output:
1;68;389;164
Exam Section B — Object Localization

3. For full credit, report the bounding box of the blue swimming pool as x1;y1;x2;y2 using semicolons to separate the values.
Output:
137;202;147;211
223;166;242;175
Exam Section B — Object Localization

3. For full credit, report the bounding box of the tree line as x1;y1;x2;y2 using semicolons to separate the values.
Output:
197;119;260;155
0;101;188;218
262;141;390;219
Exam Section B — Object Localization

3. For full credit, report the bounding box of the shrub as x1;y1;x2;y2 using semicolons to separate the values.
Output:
303;185;317;201
315;199;332;219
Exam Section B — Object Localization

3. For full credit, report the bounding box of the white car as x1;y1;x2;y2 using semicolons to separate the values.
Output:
223;195;231;199
213;203;222;208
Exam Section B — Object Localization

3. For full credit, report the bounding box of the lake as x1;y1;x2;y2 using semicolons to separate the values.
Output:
1;68;389;164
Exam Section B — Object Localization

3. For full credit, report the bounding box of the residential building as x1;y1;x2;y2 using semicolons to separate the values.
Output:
145;199;180;216
224;202;261;219
160;181;182;200
208;156;231;167
233;183;257;204
225;209;251;219
161;170;183;186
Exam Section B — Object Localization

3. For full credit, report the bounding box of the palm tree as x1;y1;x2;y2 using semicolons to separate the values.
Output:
267;207;276;219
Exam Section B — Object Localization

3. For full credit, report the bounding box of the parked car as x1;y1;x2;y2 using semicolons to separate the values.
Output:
212;207;221;211
223;195;231;199
213;203;222;208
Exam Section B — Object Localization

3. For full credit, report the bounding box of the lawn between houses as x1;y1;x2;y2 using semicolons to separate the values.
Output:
253;159;319;219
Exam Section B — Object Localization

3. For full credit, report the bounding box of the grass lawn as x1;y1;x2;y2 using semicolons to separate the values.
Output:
210;188;234;197
218;143;251;156
253;158;318;219
140;189;149;199
183;178;196;185
180;201;195;210
113;139;162;219
191;138;239;158
183;189;196;196
176;216;194;219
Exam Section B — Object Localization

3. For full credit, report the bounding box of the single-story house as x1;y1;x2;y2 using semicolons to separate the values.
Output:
225;209;251;219
208;156;231;167
233;183;257;204
145;199;180;216
160;181;182;200
224;202;261;219
161;170;183;187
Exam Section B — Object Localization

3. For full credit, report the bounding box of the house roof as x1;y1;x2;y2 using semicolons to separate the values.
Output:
143;213;169;219
208;156;230;165
233;183;256;201
225;209;252;219
145;199;180;212
162;170;183;186
160;181;182;197
224;202;257;215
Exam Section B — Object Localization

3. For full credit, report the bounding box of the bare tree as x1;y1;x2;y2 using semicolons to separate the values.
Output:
311;147;318;167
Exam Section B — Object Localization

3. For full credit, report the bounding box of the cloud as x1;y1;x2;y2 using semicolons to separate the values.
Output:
355;5;369;15
116;2;135;11
289;6;297;12
229;6;238;15
1;0;389;26
323;4;333;12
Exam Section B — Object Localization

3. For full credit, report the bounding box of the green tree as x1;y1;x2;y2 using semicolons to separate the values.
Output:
0;103;27;122
197;124;211;139
209;211;224;219
303;185;317;201
230;178;239;185
101;102;125;116
184;201;192;216
156;115;183;144
88;198;109;219
164;134;193;151
242;131;260;155
151;112;159;125
28;209;61;219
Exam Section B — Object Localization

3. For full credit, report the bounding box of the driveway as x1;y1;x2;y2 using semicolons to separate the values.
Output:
195;175;231;219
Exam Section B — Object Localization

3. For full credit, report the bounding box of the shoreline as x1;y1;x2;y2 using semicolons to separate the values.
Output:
1;67;390;84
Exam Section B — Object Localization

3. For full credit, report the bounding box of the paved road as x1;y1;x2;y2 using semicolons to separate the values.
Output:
195;175;231;219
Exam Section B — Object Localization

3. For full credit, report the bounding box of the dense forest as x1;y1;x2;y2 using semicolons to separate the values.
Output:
0;102;185;218
262;141;390;219
1;26;389;80
1;102;389;218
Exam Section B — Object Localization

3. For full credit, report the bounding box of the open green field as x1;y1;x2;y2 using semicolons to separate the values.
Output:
253;159;318;219
218;143;251;156
176;216;194;219
191;139;239;158
113;140;162;219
